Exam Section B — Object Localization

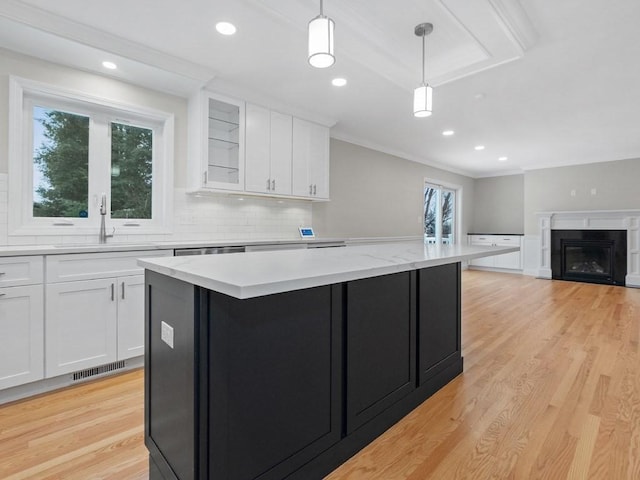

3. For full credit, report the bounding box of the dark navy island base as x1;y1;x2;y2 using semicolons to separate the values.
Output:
144;262;462;480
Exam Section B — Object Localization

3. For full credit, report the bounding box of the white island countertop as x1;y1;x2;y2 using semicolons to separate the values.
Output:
138;241;519;299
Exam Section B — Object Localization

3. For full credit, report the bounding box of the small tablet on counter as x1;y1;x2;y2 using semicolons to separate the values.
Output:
298;227;315;238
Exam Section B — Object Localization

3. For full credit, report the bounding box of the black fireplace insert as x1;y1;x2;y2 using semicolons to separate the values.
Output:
551;230;627;286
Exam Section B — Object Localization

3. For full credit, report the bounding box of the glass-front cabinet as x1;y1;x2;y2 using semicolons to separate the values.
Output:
207;98;241;186
188;88;331;199
188;91;245;192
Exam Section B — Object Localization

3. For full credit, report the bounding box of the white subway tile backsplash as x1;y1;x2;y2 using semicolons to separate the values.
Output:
170;189;312;242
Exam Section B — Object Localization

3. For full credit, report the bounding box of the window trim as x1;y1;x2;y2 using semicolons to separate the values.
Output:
8;75;174;238
423;178;462;245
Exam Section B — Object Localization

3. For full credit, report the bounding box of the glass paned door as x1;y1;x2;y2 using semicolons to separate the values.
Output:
441;188;455;244
424;182;456;245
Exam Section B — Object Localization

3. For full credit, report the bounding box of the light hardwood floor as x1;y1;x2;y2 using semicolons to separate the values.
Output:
0;369;147;480
1;271;639;479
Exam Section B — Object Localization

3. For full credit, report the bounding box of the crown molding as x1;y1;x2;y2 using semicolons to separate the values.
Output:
0;0;216;84
487;0;539;52
330;131;476;179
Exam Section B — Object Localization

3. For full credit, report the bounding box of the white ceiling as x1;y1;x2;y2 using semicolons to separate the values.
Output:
1;0;639;178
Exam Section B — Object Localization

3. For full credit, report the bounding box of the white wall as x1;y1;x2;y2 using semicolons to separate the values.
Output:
473;174;524;234
0;48;311;246
523;157;640;234
312;140;475;239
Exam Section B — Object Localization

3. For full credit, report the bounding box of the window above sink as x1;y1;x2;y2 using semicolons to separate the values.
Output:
7;76;174;239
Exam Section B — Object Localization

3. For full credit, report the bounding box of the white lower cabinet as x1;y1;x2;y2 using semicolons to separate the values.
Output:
0;284;44;389
45;274;145;376
46;279;118;377
468;235;523;271
45;250;172;378
117;275;146;360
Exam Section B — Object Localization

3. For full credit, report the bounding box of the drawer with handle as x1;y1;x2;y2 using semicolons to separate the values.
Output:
0;256;44;287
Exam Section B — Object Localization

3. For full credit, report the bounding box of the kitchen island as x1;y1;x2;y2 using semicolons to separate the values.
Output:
139;241;518;480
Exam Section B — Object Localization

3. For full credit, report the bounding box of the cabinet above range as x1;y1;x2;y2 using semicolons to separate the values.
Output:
187;89;331;201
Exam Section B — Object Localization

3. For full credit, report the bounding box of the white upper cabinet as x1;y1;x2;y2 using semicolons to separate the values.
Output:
292;118;330;199
188;90;329;200
188;90;245;192
245;104;292;195
269;111;293;195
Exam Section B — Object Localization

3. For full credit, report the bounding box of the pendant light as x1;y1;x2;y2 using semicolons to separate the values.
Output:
414;23;433;117
308;0;335;68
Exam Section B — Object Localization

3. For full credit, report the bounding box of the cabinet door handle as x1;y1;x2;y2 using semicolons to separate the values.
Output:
309;184;313;195
313;184;317;195
266;178;271;190
0;292;5;297
203;171;208;184
111;283;115;301
121;282;125;300
0;272;5;276
272;179;276;191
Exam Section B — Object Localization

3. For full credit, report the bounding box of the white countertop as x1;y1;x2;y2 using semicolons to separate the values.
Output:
0;238;350;257
138;241;519;299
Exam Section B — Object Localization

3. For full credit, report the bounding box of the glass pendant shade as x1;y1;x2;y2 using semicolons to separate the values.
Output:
413;84;433;117
308;15;335;68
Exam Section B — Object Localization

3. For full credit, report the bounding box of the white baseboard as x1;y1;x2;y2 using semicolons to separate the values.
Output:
467;266;523;275
626;274;640;288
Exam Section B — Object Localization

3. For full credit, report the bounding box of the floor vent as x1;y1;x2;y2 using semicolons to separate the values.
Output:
72;361;126;381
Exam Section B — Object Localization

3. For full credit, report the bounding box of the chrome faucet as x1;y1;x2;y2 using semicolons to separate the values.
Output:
99;193;115;244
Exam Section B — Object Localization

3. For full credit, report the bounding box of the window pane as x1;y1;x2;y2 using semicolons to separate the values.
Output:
110;122;153;219
424;186;437;243
33;106;89;218
441;189;455;244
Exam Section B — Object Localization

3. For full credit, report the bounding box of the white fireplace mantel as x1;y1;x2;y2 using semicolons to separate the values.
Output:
535;210;640;287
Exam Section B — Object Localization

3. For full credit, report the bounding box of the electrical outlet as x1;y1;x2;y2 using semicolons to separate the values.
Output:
591;188;597;195
570;189;576;197
161;321;174;349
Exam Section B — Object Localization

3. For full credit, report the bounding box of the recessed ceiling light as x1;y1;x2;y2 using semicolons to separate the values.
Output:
102;61;117;70
216;22;237;35
331;78;347;87
474;145;485;151
442;130;454;136
498;156;508;161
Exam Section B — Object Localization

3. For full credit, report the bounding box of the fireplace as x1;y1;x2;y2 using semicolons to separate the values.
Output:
551;230;627;286
536;210;640;288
